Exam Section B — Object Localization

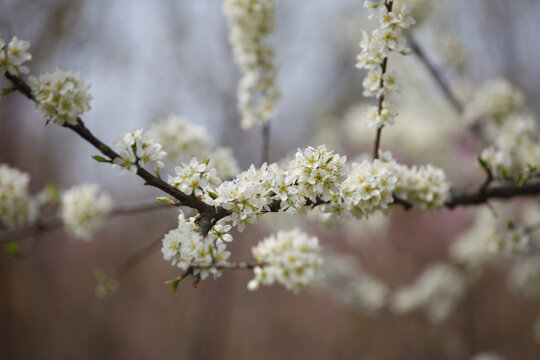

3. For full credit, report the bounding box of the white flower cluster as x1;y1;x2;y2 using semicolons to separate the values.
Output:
357;0;415;128
465;78;524;122
60;184;113;241
508;256;540;299
168;158;221;197
487;223;529;257
470;353;506;360
161;213;231;280
391;263;466;323
449;208;500;270
147;115;239;179
289;146;348;203
482;113;540;177
30;69;92;126
341;158;397;219
223;0;280;128
319;253;389;313
393;163;451;210
113;129;166;174
0;164;37;229
0;36;32;76
248;228;323;291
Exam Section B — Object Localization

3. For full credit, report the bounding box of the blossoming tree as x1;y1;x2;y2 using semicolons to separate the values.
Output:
2;1;540;358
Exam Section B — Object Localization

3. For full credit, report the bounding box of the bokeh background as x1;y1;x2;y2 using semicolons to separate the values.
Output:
2;0;540;359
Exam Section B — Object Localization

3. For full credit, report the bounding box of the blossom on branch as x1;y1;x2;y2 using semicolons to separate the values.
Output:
0;36;32;76
113;129;166;174
223;0;280;128
248;228;323;291
30;69;92;125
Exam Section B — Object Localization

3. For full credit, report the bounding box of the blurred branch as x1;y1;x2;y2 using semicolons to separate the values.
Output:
408;35;464;114
0;201;171;243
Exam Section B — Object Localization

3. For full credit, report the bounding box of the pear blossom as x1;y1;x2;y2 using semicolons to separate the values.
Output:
113;129;166;174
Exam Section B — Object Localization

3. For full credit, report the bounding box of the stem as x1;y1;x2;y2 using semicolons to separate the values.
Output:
372;1;392;159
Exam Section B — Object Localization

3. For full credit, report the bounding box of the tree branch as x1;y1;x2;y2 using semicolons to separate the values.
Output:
408;35;464;114
4;74;233;236
0;200;173;243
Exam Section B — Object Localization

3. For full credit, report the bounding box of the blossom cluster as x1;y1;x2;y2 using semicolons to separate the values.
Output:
465;78;524;122
147;115;239;179
0;36;32;76
113;129;166;174
473;80;540;178
390;263;466;323
508;256;540;299
248;228;323;291
0;164;37;229
223;0;280;128
60;184;113;241
161;213;231;280
357;0;415;128
167;158;221;197
30;69;92;126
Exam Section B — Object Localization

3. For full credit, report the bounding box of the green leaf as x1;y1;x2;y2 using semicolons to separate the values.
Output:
92;155;109;163
202;158;210;166
1;87;14;98
325;156;334;164
477;156;488;169
99;145;108;153
528;164;537;173
507;220;515;230
45;182;61;202
156;197;174;205
165;277;183;294
207;191;218;200
518;173;527;186
4;239;19;258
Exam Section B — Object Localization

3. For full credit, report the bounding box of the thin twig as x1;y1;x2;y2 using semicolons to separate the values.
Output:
408;35;464;114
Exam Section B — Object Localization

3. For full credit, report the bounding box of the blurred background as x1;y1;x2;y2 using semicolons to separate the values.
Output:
2;0;540;359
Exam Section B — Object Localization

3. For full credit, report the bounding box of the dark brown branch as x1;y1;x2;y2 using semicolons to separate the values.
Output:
5;74;233;236
446;181;540;208
372;1;393;160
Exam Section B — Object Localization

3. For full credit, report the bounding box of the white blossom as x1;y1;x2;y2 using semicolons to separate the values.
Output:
465;78;524;122
479;146;512;177
288;145;348;203
113;129;166;174
223;0;280;128
60;184;113;241
391;263;466;323
248;228;323;291
487;224;529;257
30;69;92;125
0;36;32;75
147;115;213;163
167;158;221;197
161;213;231;280
0;164;37;229
508;256;540;299
341;158;397;218
394;162;451;210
